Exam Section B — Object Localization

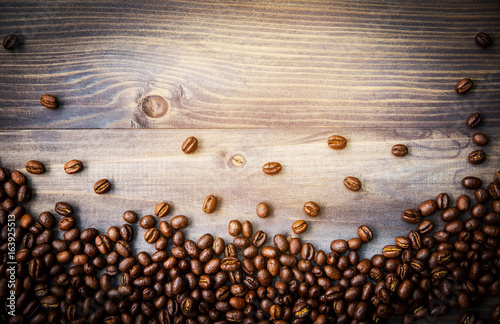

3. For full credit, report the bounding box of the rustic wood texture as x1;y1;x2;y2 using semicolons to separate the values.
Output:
0;0;500;128
0;128;499;321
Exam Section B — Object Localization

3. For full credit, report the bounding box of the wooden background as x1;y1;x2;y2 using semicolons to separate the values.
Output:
1;0;500;322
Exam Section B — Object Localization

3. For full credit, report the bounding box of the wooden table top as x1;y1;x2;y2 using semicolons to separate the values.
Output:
1;0;499;323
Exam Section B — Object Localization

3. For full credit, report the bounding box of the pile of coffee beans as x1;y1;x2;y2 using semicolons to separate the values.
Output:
1;162;499;324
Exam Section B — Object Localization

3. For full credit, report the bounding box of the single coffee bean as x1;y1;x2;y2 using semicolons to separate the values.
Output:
475;188;489;203
303;201;320;217
144;228;160;244
256;202;270;218
252;230;267;248
391;144;408;157
181;136;198;154
419;200;437;217
457;195;471;212
140;215;156;229
473;133;489;146
344;176;362;192
348;238;362;251
123;210;138;223
358;225;373;243
292;220;308;234
456;78;473;94
94;179;111;194
475;32;492;48
55;202;73;216
328;135;347;150
171;215;188;229
436;193;450;210
3;34;19;50
25;160;45;174
63;159;83;174
4;180;18;197
107;226;120;242
274;234;289;252
202;194;217;213
11;169;27;185
402;209;421;224
418;220;434;235
468;150;486;165
228;220;242;237
382;245;402;258
80;228;99;242
154;202;170;218
489;181;500;200
262;162;282;175
462;176;482;189
38;212;55;229
241;220;253;238
466;112;481;128
58;217;75;231
331;239;348;254
40;94;59;109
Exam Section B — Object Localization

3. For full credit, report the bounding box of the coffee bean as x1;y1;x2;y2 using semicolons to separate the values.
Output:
202;195;217;213
441;207;460;222
466;112;481;128
358;225;373;243
473;133;489;146
40;94;59;109
94;179;111;194
262;162;282;175
80;228;99;242
123;210;138;223
228;220;242;237
419;200;437;217
462;176;482;189
144;228;160;244
256;202;270;218
391;144;408;157
63;159;83;174
382;245;402;258
328;135;347;150
418;220;434;235
456;78;473;94
489;181;500;200
55;202;73;216
140;215;156;229
155;202;170;218
402;209;421;224
171;215;188;229
107;226;120;242
344;176;362;192
331;239;348;254
475;32;492;48
303;201;320;217
468;150;486;164
3;34;19;50
181;136;198;154
38;212;55;229
25;160;45;174
11;169;27;185
436;193;450;210
457;195;471;212
292;220;308;234
252;230;267;248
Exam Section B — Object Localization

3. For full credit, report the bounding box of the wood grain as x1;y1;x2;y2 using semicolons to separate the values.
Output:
1;127;499;320
1;0;499;128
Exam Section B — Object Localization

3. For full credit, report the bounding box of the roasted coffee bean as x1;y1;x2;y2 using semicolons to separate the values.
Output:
274;234;289;252
94;179;111;194
228;220;242;236
292;220;308;234
39;211;55;229
419;200;437;217
475;188;489;203
64;159;83;174
418;220;434;235
95;235;113;255
25;160;45;174
40;94;59;109
140;215;156;229
3;34;19;50
241;220;253;238
182;136;198;154
55;202;73;216
382;245;402;258
402;209;421;224
344;176;362;191
144;228;161;244
468;150;486;165
489;181;500;200
107;226;120;242
473;132;489;146
441;207;460;222
11;169;27;185
462;176;482;189
328;135;347;150
456;78;473;94
457;195;471;212
171;215;188;229
58;217;75;231
436;193;450;210
348;238;362;251
466;112;481;128
256;202;270;218
202;195;217;213
119;224;133;242
331;239;348;254
262;162;282;175
391;144;408;157
123;210;138;223
358;225;373;243
475;32;492;48
252;230;267;248
155;202;170;218
303;201;320;217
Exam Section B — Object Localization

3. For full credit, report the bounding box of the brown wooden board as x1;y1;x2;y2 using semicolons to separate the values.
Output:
0;128;499;321
0;0;499;129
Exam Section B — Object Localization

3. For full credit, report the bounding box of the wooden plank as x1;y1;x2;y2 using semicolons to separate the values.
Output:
1;0;500;128
1;128;499;321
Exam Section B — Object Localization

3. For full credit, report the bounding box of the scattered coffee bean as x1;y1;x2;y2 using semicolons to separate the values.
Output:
466;112;481;128
122;210;138;223
303;201;320;217
358;225;373;243
436;193;450;210
25;160;45;174
171;215;188;229
462;176;482;189
228;220;242;237
3;34;19;50
344;176;362;191
63;159;83;174
154;202;170;218
473;133;489;146
468;150;486;165
94;179;111;194
256;202;270;218
181;136;198;154
475;32;492;48
202;194;217;213
139;215;156;229
328;135;347;150
262;162;282;175
391;144;408;157
292;220;308;234
456;78;473;94
40;94;59;109
55;202;73;216
402;209;421;224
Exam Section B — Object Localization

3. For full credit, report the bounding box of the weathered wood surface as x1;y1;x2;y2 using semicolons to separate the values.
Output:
0;128;499;321
0;0;500;129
